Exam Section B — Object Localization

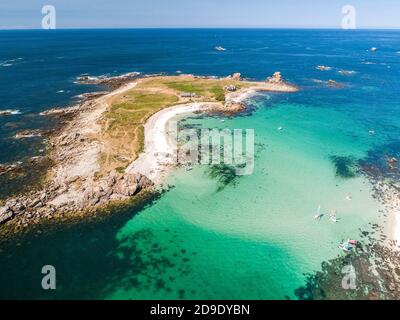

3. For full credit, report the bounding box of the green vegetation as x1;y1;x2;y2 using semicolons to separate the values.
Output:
165;82;205;95
102;89;178;172
158;76;249;101
210;86;225;102
100;75;253;173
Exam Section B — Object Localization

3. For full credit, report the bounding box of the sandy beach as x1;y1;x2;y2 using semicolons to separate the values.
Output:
381;184;400;246
126;102;216;183
126;87;264;184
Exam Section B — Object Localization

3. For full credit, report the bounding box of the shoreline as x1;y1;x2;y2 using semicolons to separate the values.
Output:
0;72;298;232
378;182;400;247
125;101;219;183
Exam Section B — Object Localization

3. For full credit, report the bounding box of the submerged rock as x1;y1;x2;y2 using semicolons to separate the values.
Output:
0;109;20;116
207;164;240;192
0;163;23;176
316;65;332;71
330;155;358;178
226;73;242;81
327;80;345;88
14;129;43;139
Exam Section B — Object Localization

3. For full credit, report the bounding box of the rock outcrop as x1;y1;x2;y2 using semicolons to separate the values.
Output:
14;129;44;139
0;163;23;176
267;72;284;83
0;79;154;228
226;73;242;81
0;206;14;224
316;65;332;71
75;72;141;89
0;171;154;226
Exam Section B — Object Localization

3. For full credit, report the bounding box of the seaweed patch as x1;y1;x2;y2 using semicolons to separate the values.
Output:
206;164;240;192
329;155;359;178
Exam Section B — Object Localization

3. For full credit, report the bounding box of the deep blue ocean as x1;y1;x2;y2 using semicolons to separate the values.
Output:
1;29;400;299
1;29;400;163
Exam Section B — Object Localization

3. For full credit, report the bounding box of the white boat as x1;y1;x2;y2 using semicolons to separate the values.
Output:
339;240;357;252
329;209;340;222
314;205;324;220
215;46;226;51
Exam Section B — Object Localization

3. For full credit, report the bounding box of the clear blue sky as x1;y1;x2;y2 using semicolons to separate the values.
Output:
1;0;400;29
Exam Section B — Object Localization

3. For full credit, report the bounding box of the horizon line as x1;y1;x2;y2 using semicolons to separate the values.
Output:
1;26;400;31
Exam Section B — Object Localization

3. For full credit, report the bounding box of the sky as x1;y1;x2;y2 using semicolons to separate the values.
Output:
0;0;400;29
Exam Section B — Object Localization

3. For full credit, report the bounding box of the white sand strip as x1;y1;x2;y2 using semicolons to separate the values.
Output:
126;102;219;183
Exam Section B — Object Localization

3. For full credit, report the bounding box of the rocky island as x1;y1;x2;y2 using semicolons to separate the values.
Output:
0;72;298;232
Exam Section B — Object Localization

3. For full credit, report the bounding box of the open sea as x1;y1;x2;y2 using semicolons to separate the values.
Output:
0;29;399;299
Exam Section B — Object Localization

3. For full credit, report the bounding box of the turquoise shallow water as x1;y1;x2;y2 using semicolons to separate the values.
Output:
103;98;382;299
1;29;400;299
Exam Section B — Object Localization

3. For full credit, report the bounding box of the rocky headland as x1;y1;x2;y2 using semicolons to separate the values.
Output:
0;72;298;234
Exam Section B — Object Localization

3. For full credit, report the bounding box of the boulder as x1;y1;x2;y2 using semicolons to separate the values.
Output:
224;85;237;92
137;174;154;189
106;171;117;188
29;198;41;208
267;71;284;83
0;206;14;225
114;173;153;197
231;73;242;81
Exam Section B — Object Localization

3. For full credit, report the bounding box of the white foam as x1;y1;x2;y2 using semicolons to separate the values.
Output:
0;109;21;115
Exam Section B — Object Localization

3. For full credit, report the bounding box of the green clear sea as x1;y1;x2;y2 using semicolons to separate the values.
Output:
104;100;382;300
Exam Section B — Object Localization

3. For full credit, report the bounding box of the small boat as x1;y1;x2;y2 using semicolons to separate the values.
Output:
278;126;283;131
370;47;377;52
329;209;339;222
339;241;353;252
314;205;324;220
215;46;226;51
339;239;358;252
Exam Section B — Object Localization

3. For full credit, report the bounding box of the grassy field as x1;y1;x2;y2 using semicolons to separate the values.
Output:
98;75;251;173
141;76;250;102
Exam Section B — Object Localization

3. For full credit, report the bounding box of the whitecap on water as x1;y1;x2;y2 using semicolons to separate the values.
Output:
0;109;21;116
0;57;23;67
